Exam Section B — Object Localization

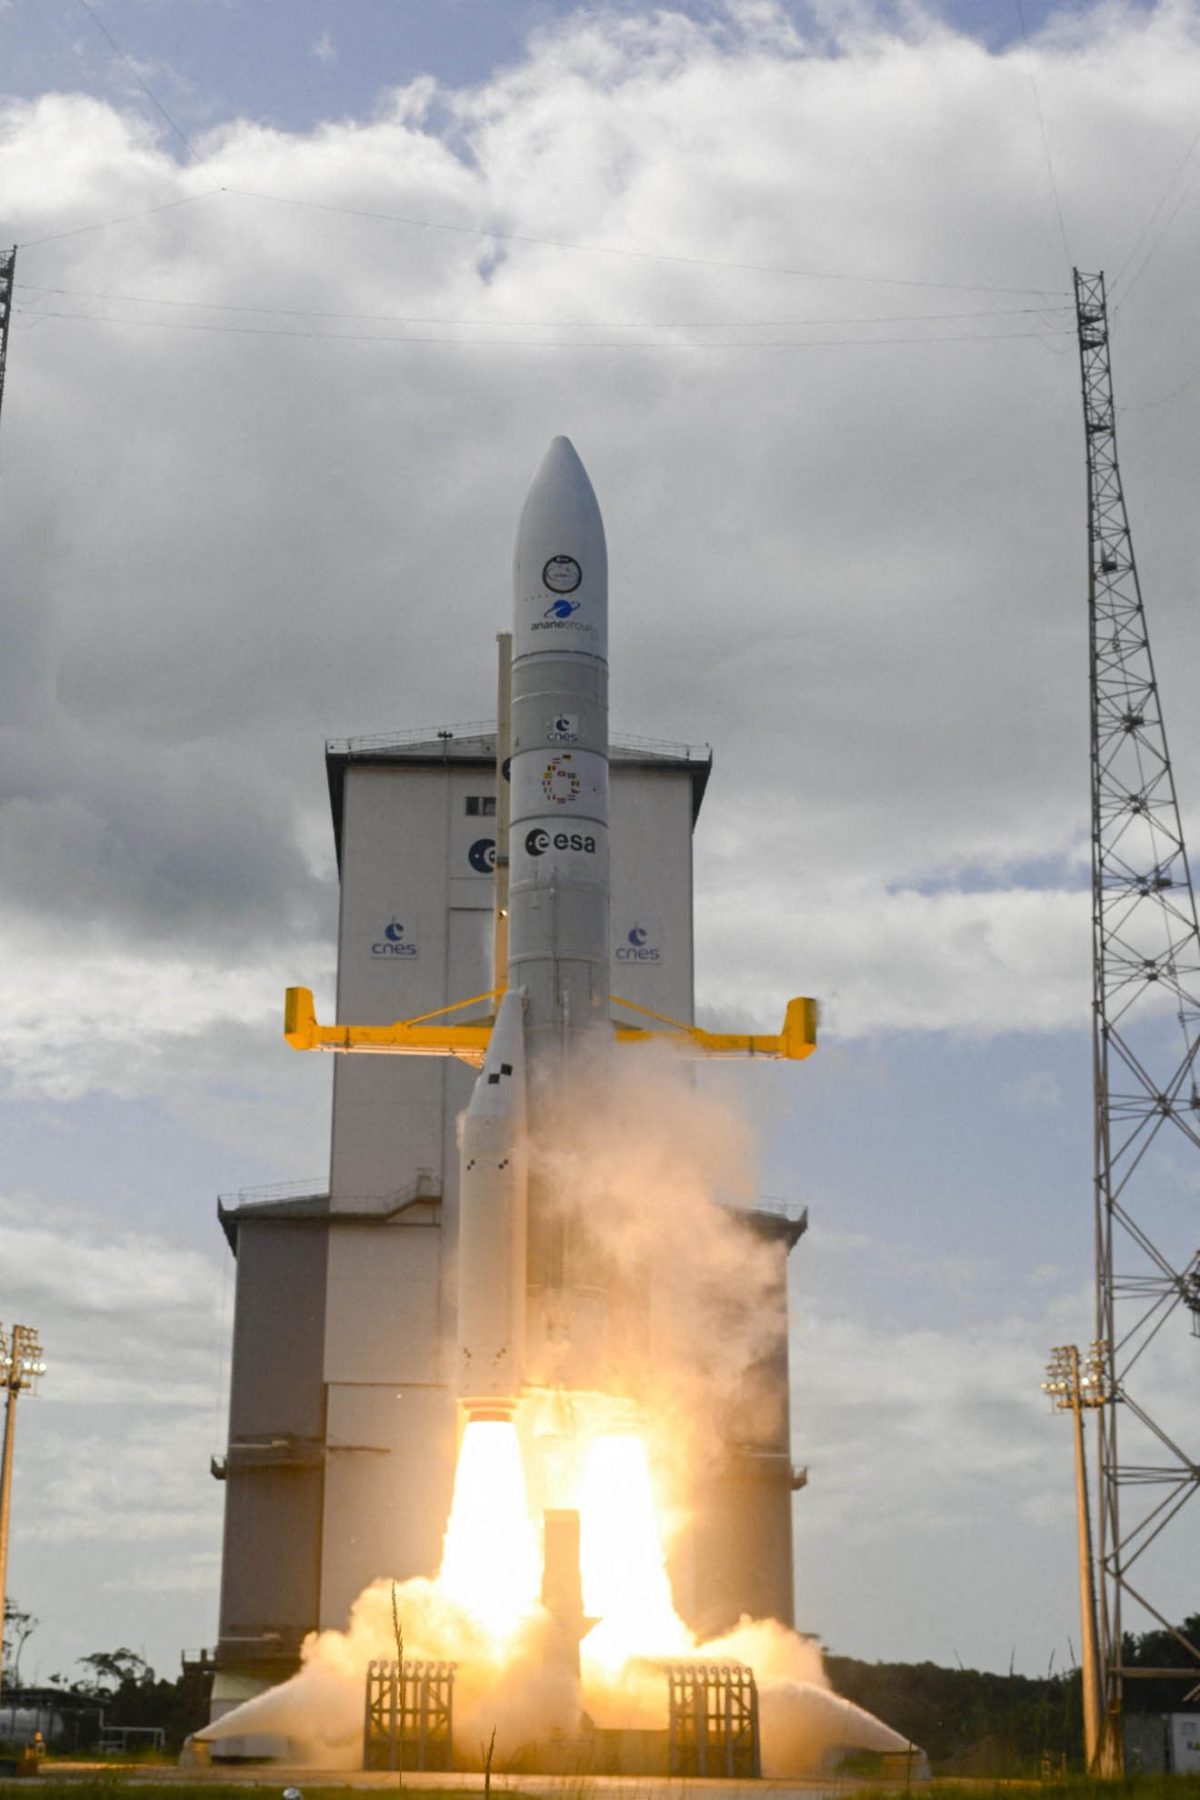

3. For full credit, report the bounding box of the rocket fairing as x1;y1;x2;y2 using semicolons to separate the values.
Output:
509;436;610;1067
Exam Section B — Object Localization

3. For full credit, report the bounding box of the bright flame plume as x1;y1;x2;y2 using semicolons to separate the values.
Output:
438;1418;540;1641
579;1430;690;1670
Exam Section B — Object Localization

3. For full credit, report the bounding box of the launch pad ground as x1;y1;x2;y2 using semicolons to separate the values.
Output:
0;1773;867;1800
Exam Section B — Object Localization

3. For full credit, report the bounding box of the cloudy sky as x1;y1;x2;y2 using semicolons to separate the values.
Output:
1;0;1198;1690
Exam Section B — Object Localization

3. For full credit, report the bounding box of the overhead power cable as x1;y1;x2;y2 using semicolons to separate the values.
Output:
15;191;223;252
1012;0;1073;274
222;185;1068;298
73;0;219;184
11;182;1070;305
1119;360;1200;414
14;302;1072;352
1108;115;1200;312
13;280;1071;330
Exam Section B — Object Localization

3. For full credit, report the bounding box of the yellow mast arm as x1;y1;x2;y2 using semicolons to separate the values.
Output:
284;987;816;1065
284;986;502;1068
611;994;817;1060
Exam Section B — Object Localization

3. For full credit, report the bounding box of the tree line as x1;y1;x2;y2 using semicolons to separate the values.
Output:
4;1600;1198;1764
826;1614;1200;1772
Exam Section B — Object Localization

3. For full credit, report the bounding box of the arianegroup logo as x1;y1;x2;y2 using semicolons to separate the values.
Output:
547;713;579;744
525;827;596;858
372;917;418;958
531;599;597;639
542;754;581;806
616;921;662;963
468;838;496;874
543;554;582;594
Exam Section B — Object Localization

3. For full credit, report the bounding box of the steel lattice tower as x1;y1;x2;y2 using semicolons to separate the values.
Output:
1074;270;1200;1765
0;247;14;432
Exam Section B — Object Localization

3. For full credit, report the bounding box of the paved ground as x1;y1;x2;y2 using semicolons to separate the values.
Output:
23;1766;870;1799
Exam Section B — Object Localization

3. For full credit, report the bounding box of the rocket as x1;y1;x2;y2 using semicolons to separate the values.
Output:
282;435;815;1413
456;436;609;1415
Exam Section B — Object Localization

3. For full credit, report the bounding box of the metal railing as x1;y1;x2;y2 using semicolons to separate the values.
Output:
327;722;709;763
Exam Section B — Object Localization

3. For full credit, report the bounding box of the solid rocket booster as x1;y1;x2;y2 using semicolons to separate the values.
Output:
509;436;610;1065
456;990;528;1414
456;437;610;1410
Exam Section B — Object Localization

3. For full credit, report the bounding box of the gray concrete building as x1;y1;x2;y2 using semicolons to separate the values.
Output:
211;728;805;1715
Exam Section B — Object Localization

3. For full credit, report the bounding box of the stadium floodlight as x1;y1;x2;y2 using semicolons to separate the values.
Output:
1042;1342;1108;1772
0;1325;47;1709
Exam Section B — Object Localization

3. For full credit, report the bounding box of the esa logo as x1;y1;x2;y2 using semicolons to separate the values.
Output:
468;838;496;874
616;923;661;963
547;713;579;744
525;827;596;858
372;918;418;958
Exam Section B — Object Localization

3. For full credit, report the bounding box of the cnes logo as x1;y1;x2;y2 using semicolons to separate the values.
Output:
372;918;418;958
616;922;661;963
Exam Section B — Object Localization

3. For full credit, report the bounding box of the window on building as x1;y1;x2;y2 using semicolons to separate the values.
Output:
465;795;496;816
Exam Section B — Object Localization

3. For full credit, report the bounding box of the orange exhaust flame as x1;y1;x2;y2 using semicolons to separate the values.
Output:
438;1417;540;1642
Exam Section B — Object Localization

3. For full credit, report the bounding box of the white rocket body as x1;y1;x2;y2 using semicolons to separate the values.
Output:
456;991;528;1414
455;437;612;1411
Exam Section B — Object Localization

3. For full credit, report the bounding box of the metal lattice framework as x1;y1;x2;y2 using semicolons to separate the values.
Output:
1074;270;1200;1761
362;1658;455;1772
665;1662;761;1779
0;247;14;432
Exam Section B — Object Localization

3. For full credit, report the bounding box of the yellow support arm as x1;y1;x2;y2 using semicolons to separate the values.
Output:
284;986;501;1068
284;988;817;1066
611;994;817;1060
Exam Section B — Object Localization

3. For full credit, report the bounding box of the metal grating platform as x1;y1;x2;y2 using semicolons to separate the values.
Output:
363;1658;456;1771
665;1661;761;1778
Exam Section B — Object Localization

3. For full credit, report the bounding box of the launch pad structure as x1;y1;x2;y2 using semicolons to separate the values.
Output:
362;1656;761;1780
212;724;810;1713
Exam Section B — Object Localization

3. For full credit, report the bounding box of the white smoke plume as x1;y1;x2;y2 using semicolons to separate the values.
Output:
196;1045;912;1774
196;1578;579;1770
530;1040;790;1461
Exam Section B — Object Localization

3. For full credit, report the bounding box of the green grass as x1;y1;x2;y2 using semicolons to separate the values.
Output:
2;1778;1199;1798
0;1787;500;1799
922;1783;1200;1799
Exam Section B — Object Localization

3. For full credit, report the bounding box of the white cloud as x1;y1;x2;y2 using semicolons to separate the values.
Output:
310;31;336;64
2;0;1200;1677
698;884;1091;1037
788;1232;1200;1665
0;1194;226;1672
2;0;1194;1120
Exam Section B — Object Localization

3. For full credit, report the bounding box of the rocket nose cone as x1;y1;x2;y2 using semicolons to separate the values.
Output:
513;433;607;631
530;434;593;499
521;437;604;525
545;434;581;468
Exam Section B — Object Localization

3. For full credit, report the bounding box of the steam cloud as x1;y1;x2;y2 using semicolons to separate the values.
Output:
196;1047;913;1774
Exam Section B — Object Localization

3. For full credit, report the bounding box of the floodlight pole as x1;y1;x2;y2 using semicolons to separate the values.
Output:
1042;1343;1107;1772
0;1325;46;1710
0;1384;14;1711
